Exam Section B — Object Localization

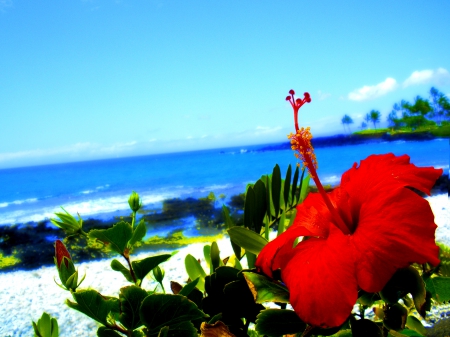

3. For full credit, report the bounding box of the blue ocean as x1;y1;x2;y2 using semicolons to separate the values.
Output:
0;139;448;228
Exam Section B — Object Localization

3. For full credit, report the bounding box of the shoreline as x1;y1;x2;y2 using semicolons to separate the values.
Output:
0;193;448;336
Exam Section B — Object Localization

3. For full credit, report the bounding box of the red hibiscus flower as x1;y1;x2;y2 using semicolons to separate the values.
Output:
255;90;442;328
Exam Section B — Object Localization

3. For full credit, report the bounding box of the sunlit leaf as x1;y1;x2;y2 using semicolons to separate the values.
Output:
424;275;450;303
111;259;134;283
228;226;268;255
185;254;206;291
210;242;220;272
299;173;310;203
132;254;171;283
89;221;132;255
66;289;119;326
179;277;200;297
129;218;147;246
243;272;290;304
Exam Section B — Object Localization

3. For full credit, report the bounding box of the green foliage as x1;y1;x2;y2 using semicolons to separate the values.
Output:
89;221;133;256
185;254;207;291
32;312;59;337
66;289;119;326
255;309;306;336
227;227;268;255
242;271;290;304
140;294;207;337
118;285;148;330
132;254;171;285
51;207;86;236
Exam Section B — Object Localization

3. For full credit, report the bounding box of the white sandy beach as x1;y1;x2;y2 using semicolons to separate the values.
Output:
0;194;448;337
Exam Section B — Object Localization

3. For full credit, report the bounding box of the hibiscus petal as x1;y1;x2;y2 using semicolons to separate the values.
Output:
282;226;358;328
341;154;442;201
351;186;439;292
256;225;313;278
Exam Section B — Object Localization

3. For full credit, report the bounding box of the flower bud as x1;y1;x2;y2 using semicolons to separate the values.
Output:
153;266;165;284
54;240;83;291
128;191;142;212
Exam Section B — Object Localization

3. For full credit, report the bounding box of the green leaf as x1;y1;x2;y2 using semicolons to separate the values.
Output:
299;173;310;203
97;326;123;337
255;309;306;337
221;205;234;229
179;277;200;297
157;326;169;337
283;164;292;208
203;245;211;273
89;221;133;255
51;207;83;234
277;211;286;236
111;259;134;283
228;226;268;255
129;218;147;246
263;175;273;220
66;289;119;326
247;252;256;269
424;275;450;303
118;285;148;330
350;318;382;337
291;165;300;207
185;254;206;291
132;254;171;282
140;294;207;337
210;241;221;272
406;315;427;336
390;329;424;337
244;186;256;230
32;312;59;337
271;164;281;217
253;179;267;234
243;272;290;304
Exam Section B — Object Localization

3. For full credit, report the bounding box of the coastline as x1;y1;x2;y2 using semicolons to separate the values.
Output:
0;193;448;336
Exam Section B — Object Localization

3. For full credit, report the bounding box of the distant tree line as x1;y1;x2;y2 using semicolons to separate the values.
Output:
341;87;450;133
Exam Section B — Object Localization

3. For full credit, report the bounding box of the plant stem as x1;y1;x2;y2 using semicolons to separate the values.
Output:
124;255;137;284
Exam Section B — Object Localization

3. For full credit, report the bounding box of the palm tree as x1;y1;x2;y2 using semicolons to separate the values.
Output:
341;114;354;133
369;110;381;129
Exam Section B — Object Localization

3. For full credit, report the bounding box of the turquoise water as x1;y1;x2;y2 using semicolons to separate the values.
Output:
0;138;447;226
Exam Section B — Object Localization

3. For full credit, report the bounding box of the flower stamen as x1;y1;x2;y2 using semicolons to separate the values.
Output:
286;90;350;235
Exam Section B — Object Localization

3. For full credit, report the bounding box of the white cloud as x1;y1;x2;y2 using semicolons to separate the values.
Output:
403;68;450;87
348;77;398;101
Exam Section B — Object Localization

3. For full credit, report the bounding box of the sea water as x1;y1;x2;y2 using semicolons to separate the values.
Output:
0;138;448;227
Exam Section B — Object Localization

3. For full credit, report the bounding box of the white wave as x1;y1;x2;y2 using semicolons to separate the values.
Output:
0;202;7;208
11;198;38;205
199;184;232;193
0;191;174;225
322;175;341;185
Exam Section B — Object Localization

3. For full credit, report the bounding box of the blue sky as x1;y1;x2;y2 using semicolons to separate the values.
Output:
1;1;449;169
